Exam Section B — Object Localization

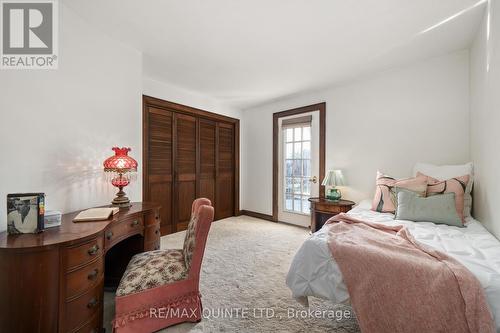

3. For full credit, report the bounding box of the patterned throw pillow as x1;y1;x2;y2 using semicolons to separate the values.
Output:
371;171;428;213
417;172;470;224
182;214;198;271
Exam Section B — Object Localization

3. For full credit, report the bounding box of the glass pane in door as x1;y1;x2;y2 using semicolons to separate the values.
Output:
283;124;312;215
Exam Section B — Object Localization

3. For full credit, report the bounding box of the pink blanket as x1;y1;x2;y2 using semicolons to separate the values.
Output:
326;213;494;333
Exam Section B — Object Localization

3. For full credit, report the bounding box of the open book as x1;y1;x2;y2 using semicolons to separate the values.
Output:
73;207;120;222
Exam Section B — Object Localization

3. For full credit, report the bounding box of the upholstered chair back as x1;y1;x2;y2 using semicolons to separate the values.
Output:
182;198;213;280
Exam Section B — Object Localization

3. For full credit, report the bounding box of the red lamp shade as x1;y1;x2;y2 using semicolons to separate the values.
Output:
103;147;138;173
103;147;138;207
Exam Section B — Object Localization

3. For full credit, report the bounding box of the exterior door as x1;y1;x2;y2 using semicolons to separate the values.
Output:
278;112;320;227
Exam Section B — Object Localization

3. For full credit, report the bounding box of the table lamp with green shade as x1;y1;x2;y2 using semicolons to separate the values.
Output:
322;170;345;201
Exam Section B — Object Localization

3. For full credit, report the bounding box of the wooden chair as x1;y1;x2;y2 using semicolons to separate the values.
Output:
113;198;214;333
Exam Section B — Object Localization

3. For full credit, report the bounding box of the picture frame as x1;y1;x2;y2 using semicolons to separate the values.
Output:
7;193;45;234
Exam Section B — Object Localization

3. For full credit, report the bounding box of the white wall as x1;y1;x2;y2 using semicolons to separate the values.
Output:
242;50;471;215
0;4;143;231
470;1;500;239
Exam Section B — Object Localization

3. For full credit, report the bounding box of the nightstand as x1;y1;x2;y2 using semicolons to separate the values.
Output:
308;197;355;232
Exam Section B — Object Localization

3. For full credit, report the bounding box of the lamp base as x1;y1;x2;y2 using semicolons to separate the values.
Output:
326;188;342;201
111;188;131;208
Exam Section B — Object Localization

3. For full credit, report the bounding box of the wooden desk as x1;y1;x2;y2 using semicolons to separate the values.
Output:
308;198;355;232
0;202;161;333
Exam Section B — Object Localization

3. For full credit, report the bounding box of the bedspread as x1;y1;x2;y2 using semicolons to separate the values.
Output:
325;213;494;333
286;200;500;332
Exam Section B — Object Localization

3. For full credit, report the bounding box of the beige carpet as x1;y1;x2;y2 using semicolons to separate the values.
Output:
104;215;359;332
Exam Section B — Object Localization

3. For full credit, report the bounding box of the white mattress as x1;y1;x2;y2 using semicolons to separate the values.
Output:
286;200;500;332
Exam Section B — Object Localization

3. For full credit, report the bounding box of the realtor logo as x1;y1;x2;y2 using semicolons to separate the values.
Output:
1;0;58;69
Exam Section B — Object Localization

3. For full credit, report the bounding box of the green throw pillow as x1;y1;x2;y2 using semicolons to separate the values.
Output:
395;189;463;227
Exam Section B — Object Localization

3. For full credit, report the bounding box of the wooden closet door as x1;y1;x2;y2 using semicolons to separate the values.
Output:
198;119;217;207
144;107;173;234
216;122;235;220
144;96;239;235
174;113;197;231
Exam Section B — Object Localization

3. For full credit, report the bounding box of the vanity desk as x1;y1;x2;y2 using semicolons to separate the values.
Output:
0;202;161;333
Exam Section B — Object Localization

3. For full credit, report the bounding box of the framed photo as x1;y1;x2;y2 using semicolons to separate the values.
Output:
7;193;45;234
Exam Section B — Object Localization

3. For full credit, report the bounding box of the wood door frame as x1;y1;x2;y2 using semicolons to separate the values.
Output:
272;102;326;222
142;95;240;217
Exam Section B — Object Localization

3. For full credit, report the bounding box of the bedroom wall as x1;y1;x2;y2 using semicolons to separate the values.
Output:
0;4;143;232
241;50;471;215
470;1;500;238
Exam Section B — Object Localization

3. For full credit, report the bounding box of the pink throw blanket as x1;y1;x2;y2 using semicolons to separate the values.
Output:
326;213;494;333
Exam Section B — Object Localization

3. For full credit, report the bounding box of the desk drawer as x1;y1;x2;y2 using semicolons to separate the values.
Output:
64;280;102;332
73;312;100;333
315;203;345;213
145;210;161;226
66;256;104;300
64;237;103;271
144;223;161;243
105;215;143;250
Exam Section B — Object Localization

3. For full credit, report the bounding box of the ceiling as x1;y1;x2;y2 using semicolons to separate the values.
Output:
64;0;486;110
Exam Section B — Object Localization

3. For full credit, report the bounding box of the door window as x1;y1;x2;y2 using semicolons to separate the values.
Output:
283;125;311;215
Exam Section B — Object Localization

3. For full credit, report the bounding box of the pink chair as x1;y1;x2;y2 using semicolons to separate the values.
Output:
113;198;214;333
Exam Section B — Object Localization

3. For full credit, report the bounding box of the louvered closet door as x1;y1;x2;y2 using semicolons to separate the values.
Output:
145;107;173;234
174;113;197;231
216;122;235;220
198;119;217;207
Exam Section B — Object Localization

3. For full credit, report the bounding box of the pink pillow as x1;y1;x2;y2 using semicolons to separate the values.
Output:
371;171;428;213
417;172;469;224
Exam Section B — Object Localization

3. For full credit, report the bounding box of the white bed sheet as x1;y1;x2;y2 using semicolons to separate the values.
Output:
286;200;500;332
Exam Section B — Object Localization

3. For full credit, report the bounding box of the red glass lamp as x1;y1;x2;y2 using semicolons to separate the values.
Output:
103;147;138;208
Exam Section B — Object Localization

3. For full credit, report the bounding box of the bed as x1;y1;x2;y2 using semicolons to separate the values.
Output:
286;200;500;331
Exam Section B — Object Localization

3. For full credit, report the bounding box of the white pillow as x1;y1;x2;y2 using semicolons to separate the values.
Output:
413;162;473;217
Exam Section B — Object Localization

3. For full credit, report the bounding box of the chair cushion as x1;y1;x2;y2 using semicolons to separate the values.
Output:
116;249;188;297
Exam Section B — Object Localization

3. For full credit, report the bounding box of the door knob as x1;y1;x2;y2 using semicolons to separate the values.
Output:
309;176;317;184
